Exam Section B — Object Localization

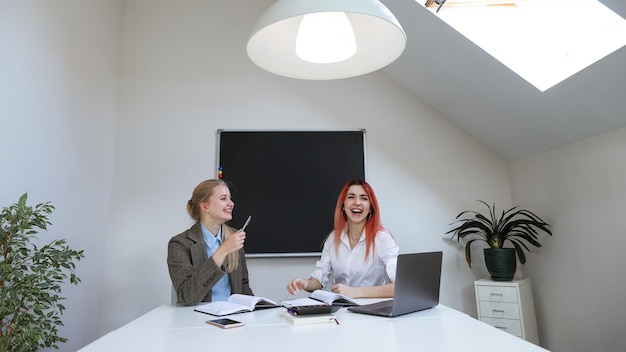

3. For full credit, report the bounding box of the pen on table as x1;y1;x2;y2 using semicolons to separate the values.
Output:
241;215;252;231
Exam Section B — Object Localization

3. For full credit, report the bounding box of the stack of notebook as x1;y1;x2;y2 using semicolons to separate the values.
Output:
282;311;339;325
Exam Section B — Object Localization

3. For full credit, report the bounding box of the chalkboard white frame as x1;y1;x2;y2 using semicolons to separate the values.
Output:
216;129;367;257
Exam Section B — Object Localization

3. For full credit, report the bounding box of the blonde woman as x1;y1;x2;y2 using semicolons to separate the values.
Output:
168;179;253;306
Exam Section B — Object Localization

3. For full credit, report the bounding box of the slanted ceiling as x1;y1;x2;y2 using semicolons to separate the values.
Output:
380;0;626;160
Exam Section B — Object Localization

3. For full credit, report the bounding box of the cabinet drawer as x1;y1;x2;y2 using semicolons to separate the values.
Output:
476;285;519;303
481;317;523;337
478;301;520;319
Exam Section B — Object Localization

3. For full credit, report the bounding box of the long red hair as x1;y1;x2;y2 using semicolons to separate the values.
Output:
333;179;385;260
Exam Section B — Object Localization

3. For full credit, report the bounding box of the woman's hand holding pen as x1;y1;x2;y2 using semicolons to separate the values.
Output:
222;229;246;253
212;230;245;267
220;215;250;253
211;216;250;267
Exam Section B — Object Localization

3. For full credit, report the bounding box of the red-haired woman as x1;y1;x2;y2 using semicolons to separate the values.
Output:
286;179;399;298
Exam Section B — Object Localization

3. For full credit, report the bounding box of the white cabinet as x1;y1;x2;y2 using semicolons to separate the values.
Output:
474;278;539;345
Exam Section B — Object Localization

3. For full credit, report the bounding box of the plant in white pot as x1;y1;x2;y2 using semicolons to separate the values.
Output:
0;193;84;352
446;201;552;281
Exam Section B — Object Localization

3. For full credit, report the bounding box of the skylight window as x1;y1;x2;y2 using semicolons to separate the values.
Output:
421;0;626;91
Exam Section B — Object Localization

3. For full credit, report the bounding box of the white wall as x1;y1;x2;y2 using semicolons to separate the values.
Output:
1;1;514;351
510;127;626;352
0;1;121;351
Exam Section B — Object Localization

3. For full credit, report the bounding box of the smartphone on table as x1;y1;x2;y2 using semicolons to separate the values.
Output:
206;318;245;329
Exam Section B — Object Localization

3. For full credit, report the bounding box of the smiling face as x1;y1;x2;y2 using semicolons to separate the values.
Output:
343;185;371;226
202;184;234;224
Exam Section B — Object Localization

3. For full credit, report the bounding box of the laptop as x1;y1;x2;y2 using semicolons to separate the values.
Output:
348;251;443;317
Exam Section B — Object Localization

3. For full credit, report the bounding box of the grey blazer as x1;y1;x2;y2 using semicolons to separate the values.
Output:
167;222;253;306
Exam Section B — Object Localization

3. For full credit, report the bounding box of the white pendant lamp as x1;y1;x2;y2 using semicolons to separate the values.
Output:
247;0;407;80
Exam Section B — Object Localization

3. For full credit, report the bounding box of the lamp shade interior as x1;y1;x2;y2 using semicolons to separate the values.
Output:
247;0;406;80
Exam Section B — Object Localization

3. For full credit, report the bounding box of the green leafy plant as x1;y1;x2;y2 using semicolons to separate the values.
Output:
446;200;552;267
0;193;84;352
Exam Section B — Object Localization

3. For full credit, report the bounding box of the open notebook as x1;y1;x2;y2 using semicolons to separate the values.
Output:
194;294;279;316
348;251;442;317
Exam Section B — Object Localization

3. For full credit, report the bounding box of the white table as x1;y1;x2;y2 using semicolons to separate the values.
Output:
78;302;550;352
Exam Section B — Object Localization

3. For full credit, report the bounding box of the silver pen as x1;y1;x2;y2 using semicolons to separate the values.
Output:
241;216;252;231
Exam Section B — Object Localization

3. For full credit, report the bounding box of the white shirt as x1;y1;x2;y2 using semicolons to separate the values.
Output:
310;229;399;288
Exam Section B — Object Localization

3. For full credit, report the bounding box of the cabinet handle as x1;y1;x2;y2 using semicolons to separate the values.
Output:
495;324;508;330
490;292;503;296
492;308;505;313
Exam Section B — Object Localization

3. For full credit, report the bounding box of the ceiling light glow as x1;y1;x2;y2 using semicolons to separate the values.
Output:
296;12;357;64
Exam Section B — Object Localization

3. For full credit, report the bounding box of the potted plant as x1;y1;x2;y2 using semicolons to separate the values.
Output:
446;200;552;281
0;193;84;352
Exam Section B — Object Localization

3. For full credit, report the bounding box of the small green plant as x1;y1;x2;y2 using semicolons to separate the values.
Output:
446;200;552;267
0;193;84;352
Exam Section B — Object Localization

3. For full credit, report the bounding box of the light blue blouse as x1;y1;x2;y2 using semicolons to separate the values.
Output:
201;223;231;301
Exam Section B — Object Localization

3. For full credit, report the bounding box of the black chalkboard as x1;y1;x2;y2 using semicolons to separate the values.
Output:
217;130;366;256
